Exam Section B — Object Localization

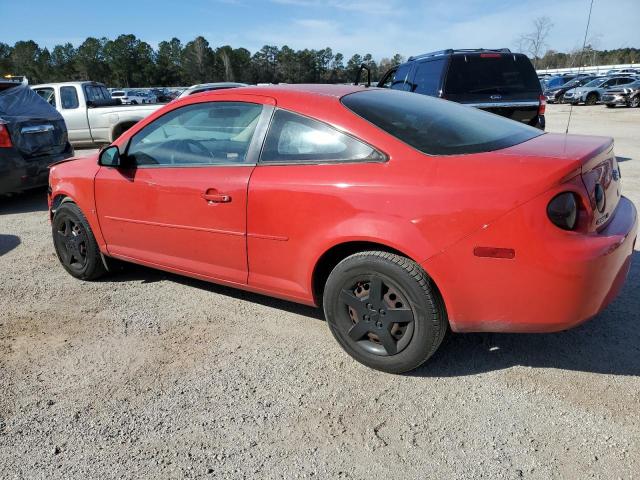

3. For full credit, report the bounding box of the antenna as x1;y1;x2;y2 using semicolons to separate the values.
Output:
565;0;595;134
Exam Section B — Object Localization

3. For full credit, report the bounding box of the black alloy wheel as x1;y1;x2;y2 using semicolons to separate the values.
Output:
324;251;447;374
52;202;107;280
585;93;598;105
341;274;415;356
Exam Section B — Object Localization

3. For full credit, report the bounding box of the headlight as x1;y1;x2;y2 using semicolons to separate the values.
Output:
547;192;578;230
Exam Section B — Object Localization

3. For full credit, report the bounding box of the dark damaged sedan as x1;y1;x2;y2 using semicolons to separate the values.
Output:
0;81;73;195
602;79;640;108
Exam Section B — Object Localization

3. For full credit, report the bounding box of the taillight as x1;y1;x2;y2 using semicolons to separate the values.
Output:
0;123;12;148
547;192;578;230
538;94;546;116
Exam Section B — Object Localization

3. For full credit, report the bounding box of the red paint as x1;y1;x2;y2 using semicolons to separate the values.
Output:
48;84;638;333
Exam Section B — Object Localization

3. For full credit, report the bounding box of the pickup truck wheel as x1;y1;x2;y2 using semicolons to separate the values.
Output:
323;251;447;374
52;203;107;280
585;93;598;105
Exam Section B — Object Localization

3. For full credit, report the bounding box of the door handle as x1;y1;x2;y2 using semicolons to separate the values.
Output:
201;192;231;203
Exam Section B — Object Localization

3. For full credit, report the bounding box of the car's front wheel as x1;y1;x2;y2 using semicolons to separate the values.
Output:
323;251;447;374
585;93;598;105
630;96;640;108
52;202;107;280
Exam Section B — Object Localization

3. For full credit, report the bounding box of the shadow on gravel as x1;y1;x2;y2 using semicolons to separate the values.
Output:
616;156;632;163
104;263;325;320
101;250;639;376
0;234;21;256
0;188;48;215
415;250;640;378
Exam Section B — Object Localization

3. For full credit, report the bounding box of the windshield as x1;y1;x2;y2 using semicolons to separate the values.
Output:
583;78;607;87
564;77;592;88
341;89;543;156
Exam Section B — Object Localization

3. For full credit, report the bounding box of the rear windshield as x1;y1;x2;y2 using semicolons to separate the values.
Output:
341;89;543;156
444;54;541;95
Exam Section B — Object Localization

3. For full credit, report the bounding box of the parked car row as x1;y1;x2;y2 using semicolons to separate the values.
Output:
542;73;640;107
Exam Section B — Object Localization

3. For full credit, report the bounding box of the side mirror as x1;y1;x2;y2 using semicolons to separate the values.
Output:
98;145;121;167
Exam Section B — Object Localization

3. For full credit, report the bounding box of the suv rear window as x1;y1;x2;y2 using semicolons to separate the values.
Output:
341;89;543;156
444;54;540;95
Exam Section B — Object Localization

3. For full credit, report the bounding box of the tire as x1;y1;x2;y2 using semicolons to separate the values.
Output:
585;93;598;106
323;251;447;374
631;96;640;108
52;202;107;280
557;94;564;104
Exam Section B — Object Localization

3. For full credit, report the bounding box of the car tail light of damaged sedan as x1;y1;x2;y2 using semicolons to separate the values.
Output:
47;85;638;374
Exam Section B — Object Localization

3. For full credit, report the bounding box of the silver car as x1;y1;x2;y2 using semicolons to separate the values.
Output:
563;76;636;105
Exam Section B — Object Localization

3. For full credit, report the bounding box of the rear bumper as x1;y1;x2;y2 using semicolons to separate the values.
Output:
423;196;637;333
0;145;73;195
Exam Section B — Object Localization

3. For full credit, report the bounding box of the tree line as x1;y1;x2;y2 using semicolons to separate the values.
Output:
1;34;637;87
535;47;640;70
0;35;404;87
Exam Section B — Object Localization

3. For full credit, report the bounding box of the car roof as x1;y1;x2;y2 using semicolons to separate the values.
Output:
181;84;371;107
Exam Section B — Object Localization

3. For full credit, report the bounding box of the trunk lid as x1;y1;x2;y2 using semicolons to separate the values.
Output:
498;133;620;231
6;118;68;158
0;84;69;159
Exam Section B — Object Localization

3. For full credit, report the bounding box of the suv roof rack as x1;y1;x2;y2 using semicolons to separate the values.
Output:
408;48;511;62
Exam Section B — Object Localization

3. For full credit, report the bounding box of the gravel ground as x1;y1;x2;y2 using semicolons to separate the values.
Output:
1;104;639;479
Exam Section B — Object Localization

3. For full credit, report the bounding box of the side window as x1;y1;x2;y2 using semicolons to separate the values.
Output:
60;86;79;109
260;109;384;164
379;68;397;88
127;102;263;166
390;64;413;91
412;59;446;96
34;87;55;107
617;78;633;85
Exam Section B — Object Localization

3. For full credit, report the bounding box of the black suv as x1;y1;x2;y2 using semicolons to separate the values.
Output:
374;49;545;130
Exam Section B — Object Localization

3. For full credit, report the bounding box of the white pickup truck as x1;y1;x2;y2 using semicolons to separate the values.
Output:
30;81;162;147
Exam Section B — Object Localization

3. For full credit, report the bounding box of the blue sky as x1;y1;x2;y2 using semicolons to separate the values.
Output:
2;0;638;59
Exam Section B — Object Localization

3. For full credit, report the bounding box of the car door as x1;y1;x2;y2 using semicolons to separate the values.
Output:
58;85;88;144
246;108;387;300
94;99;273;284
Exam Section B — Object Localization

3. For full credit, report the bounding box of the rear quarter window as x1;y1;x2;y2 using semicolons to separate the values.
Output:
341;89;543;156
412;59;446;96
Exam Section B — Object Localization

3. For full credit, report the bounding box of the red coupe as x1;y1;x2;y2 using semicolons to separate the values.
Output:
48;85;637;373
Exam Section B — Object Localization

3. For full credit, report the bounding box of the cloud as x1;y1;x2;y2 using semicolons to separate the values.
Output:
271;0;400;15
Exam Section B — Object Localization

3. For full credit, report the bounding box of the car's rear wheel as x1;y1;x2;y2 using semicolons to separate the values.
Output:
631;96;640;108
557;94;564;103
323;251;447;374
52;202;107;280
585;93;598;105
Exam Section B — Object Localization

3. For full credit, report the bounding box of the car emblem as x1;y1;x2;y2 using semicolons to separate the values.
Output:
612;168;619;181
490;94;502;100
